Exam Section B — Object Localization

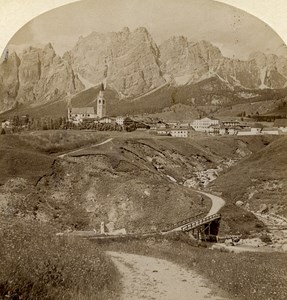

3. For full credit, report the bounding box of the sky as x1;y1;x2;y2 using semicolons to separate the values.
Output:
2;0;287;60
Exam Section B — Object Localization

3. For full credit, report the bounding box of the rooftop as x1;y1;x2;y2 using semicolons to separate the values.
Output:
70;107;95;114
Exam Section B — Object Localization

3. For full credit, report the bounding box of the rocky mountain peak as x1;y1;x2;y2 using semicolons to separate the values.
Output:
69;27;164;97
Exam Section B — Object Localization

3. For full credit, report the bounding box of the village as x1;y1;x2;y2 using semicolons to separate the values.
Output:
2;80;287;137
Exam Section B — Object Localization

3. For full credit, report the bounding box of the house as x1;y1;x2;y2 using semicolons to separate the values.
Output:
191;117;220;132
115;116;125;125
157;129;170;136
223;120;240;127
167;122;178;128
98;117;115;124
178;122;190;128
68;107;97;123
170;129;191;138
262;127;279;135
274;119;287;133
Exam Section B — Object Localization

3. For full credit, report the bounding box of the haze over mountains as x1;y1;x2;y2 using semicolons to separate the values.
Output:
1;26;287;115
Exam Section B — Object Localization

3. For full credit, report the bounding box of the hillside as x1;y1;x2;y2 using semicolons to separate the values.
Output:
210;136;287;219
0;132;277;236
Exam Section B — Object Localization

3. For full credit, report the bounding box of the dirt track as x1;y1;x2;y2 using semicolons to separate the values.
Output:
108;251;228;300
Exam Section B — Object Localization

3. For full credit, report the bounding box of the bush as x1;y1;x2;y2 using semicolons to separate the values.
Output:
260;234;272;244
0;220;120;299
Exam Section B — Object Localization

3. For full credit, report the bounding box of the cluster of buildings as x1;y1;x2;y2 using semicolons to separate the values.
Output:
152;117;287;138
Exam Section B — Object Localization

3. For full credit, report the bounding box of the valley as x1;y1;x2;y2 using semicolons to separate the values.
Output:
1;1;287;299
1;130;286;299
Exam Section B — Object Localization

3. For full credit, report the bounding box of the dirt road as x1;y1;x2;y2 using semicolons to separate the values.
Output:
58;138;113;158
108;251;228;300
196;191;226;216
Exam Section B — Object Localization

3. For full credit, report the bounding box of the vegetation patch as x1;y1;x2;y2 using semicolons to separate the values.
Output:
0;219;121;300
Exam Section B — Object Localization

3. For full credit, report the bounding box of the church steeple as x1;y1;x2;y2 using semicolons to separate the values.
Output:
97;59;108;118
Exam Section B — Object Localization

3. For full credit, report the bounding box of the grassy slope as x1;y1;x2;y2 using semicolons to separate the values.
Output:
0;132;277;234
0;218;121;300
211;136;287;218
0;135;54;185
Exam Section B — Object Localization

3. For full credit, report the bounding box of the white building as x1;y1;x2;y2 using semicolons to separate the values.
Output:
262;128;279;135
116;116;125;125
170;129;191;138
192;117;220;132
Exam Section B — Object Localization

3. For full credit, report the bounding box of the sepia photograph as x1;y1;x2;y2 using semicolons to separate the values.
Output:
0;0;286;299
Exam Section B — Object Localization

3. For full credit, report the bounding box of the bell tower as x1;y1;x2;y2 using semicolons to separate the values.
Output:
97;59;108;119
97;83;106;118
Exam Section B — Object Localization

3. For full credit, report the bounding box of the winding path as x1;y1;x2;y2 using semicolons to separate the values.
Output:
107;191;227;299
195;190;226;216
58;137;113;158
108;251;227;300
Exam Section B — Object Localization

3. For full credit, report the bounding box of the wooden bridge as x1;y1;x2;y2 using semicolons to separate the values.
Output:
161;213;221;241
61;213;222;242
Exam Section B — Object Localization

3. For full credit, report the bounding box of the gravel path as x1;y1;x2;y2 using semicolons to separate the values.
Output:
107;251;228;300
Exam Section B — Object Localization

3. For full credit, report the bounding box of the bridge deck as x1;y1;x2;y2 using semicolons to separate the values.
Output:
162;213;221;233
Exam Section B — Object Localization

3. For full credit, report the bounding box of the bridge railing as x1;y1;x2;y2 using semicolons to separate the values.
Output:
181;213;221;232
162;213;205;232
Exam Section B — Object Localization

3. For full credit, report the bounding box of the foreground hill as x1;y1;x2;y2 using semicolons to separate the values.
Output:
211;136;287;220
0;131;277;235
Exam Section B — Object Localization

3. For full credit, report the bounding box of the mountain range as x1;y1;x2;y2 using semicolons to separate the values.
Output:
1;26;287;116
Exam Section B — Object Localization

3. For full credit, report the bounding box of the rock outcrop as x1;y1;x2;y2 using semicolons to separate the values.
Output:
0;52;20;112
159;37;287;89
1;27;287;114
69;27;165;98
0;44;84;113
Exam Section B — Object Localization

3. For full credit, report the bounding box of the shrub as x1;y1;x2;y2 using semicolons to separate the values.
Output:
260;234;272;244
0;219;120;299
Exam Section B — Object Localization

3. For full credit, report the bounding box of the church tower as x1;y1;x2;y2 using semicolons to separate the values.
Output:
96;83;106;118
97;59;108;119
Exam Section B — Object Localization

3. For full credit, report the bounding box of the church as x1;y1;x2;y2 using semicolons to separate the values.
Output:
68;64;107;123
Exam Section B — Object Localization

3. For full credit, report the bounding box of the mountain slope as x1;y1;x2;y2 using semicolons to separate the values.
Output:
210;136;287;219
2;27;287;116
